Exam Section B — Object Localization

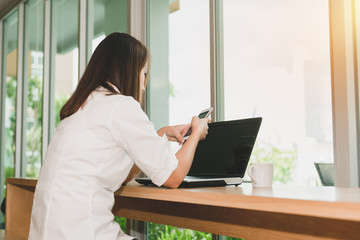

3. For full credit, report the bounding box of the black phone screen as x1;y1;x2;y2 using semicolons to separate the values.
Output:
198;111;209;119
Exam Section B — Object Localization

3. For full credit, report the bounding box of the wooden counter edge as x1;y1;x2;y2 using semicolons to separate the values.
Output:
115;185;360;222
6;178;360;223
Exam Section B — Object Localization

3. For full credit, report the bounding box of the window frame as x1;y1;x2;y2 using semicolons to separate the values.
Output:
0;18;4;224
0;6;20;224
329;0;360;187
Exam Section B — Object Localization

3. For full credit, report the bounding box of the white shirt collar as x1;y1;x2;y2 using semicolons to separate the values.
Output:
107;82;121;93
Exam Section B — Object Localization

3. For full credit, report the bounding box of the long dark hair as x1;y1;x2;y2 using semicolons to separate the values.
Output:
60;32;149;120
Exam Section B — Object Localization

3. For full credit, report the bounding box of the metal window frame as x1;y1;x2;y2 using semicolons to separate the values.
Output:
15;3;24;178
20;1;29;177
127;1;147;238
79;0;87;79
42;0;51;162
210;3;224;239
329;0;360;187
0;19;4;224
209;0;224;122
21;0;46;176
130;0;147;114
0;4;22;223
128;0;146;45
353;0;360;187
86;0;93;64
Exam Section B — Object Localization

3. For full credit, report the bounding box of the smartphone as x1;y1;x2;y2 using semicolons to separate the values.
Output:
184;107;213;140
197;107;213;119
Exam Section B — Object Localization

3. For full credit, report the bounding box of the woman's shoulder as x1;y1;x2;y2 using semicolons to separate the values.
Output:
109;93;139;107
113;95;142;114
107;94;147;121
92;91;143;117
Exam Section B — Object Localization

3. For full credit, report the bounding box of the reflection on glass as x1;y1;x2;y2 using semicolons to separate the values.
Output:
3;10;18;188
24;0;44;178
89;0;127;54
222;0;333;186
147;0;211;238
52;0;79;128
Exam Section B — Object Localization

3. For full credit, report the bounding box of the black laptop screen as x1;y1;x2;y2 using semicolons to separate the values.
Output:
188;117;262;178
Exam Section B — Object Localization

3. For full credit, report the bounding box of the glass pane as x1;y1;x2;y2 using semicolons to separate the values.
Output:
147;0;211;237
222;0;333;186
89;0;127;54
147;0;211;135
52;0;79;128
3;9;18;189
24;0;44;178
168;0;211;126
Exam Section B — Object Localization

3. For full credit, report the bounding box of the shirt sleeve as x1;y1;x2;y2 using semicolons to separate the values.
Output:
110;96;178;187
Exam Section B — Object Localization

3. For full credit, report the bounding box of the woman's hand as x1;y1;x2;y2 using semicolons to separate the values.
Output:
189;116;211;141
157;124;191;144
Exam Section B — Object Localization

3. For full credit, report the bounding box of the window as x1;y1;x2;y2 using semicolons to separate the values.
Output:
147;0;210;132
222;0;333;186
23;0;44;178
146;0;211;237
87;0;128;231
51;0;79;129
0;9;18;225
2;10;18;182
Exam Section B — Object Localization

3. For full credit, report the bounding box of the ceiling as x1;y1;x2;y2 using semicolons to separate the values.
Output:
0;0;21;19
0;0;127;54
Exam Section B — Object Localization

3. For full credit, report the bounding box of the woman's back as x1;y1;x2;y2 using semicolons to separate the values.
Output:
29;89;140;240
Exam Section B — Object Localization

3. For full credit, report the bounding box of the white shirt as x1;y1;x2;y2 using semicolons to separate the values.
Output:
29;87;178;240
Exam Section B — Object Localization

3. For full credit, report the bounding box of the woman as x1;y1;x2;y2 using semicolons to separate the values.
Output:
28;32;210;240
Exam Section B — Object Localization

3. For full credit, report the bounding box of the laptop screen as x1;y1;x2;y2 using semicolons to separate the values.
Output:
188;117;262;178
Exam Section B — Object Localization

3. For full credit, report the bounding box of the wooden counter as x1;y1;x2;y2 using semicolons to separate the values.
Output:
5;178;360;239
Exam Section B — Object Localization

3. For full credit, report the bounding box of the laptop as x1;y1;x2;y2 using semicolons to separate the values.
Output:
136;117;262;188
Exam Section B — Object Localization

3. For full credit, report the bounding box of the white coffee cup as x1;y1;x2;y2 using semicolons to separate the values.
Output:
248;163;273;188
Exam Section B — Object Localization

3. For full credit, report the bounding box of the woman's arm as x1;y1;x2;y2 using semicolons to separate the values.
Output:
123;164;141;185
124;121;202;187
162;117;210;188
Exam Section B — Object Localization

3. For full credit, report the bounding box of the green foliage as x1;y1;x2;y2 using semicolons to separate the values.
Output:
147;223;211;240
251;142;297;184
26;125;42;178
114;216;127;233
26;77;43;177
5;166;14;179
4;77;17;176
4;76;43;178
3;76;70;178
6;77;17;99
55;94;69;127
27;77;43;126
